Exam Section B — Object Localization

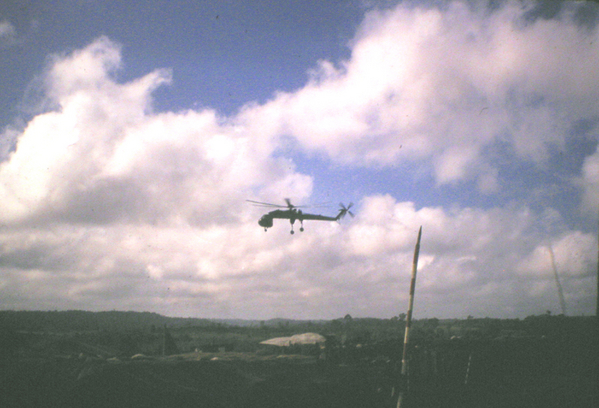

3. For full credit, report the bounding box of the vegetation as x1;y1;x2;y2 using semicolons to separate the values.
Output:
0;310;594;359
0;310;595;408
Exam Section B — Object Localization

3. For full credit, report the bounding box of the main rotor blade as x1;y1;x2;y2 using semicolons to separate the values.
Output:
246;199;287;208
282;198;311;209
308;201;333;209
247;199;322;209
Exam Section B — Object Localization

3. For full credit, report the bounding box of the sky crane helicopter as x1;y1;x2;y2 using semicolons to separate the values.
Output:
247;199;354;234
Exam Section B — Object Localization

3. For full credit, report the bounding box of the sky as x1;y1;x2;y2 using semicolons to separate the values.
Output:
0;0;598;320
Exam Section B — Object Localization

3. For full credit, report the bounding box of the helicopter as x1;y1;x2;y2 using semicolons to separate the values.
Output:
247;198;354;234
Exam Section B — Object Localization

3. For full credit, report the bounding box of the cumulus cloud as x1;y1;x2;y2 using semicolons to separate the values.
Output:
0;37;310;226
517;231;596;278
342;196;596;317
249;1;599;190
1;190;593;318
0;36;319;317
1;2;597;319
581;146;599;212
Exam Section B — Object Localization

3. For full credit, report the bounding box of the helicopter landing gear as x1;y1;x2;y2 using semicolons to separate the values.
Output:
290;220;304;234
290;218;297;234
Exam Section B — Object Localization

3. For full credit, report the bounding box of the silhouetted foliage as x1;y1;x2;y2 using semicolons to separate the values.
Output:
0;310;595;407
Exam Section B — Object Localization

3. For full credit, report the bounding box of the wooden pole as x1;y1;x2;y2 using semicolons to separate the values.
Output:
397;226;422;408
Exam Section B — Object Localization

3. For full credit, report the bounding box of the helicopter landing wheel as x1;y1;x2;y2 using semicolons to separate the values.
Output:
290;230;294;234
300;227;304;232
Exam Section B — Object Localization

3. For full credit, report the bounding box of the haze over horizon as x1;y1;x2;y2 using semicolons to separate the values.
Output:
1;1;598;320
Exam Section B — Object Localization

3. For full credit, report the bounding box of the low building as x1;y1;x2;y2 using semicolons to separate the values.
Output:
259;332;326;356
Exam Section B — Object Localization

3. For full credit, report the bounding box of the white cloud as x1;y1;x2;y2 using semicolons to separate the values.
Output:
0;36;320;316
0;37;310;226
247;1;599;190
1;3;597;319
0;190;593;318
517;231;597;278
581;146;599;213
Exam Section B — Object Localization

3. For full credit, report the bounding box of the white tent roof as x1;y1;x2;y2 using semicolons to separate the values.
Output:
260;332;326;347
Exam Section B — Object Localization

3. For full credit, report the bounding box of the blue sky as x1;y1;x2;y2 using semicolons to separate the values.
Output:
0;0;598;320
1;0;361;122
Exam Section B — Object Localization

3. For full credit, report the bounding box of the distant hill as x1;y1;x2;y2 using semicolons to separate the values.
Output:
0;310;215;332
0;310;330;332
3;310;592;337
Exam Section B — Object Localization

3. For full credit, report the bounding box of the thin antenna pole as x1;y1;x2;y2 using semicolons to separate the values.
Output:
397;226;422;408
464;352;472;385
547;246;566;315
163;323;167;356
595;207;599;408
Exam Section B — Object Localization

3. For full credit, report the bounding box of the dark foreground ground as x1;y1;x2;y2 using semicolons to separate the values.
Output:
1;334;597;408
2;354;388;408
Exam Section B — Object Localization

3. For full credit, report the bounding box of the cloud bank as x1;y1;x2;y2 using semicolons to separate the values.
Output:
261;2;599;189
0;1;597;319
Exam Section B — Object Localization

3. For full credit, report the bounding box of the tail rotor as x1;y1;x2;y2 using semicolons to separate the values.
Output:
338;202;354;220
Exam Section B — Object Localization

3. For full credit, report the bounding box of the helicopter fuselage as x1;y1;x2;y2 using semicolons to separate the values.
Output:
248;199;352;234
259;209;302;229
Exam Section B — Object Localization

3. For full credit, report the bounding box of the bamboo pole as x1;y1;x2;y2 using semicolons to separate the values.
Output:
397;226;422;408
